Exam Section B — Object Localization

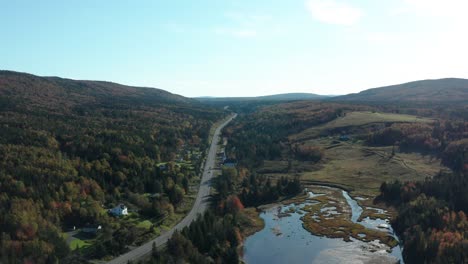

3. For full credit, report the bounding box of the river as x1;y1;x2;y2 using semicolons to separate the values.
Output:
243;187;404;264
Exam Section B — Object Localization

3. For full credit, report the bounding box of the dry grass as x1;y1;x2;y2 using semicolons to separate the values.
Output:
358;209;389;222
299;138;444;197
240;208;265;237
259;160;320;174
253;111;446;247
282;186;398;248
291;111;433;141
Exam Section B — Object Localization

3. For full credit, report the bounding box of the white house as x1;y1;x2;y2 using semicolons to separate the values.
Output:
109;204;128;216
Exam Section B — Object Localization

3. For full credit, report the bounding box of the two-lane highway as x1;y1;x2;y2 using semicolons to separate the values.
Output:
107;113;237;264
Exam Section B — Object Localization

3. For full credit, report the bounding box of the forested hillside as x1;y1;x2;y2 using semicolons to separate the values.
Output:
222;99;467;263
196;92;329;102
332;78;468;102
377;135;468;262
0;71;224;263
223;101;372;168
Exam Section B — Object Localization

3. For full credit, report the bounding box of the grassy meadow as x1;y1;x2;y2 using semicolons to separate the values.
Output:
260;111;446;199
291;111;433;141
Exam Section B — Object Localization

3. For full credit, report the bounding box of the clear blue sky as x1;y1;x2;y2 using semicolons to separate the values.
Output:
2;0;468;97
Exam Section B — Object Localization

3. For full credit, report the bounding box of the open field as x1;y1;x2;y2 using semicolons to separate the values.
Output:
250;110;449;256
291;111;433;141
260;137;445;199
135;220;152;229
257;160;320;174
256;110;449;223
70;238;92;250
64;230;95;250
299;137;446;198
268;111;443;198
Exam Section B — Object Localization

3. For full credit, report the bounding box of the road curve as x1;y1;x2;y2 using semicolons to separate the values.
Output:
107;114;237;264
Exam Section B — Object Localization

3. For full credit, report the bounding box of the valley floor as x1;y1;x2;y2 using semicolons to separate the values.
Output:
243;111;452;263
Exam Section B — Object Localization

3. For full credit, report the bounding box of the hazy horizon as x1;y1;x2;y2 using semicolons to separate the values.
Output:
2;0;468;97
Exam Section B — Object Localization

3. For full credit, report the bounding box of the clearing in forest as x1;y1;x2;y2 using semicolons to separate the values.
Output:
298;138;446;198
291;111;433;141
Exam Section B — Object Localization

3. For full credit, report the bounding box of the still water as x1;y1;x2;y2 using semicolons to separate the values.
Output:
243;189;404;264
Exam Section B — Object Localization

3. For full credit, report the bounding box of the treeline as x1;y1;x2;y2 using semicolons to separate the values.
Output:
372;112;468;263
143;163;303;263
367;120;468;171
0;72;224;262
239;175;302;207
223;99;468;263
143;170;255;263
292;144;324;162
146;207;246;264
214;168;302;207
166;209;244;264
378;143;467;263
224;102;366;167
337;100;468;121
367;121;467;156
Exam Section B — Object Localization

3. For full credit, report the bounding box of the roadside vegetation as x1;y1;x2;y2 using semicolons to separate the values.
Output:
142;167;275;263
0;72;225;263
1;71;466;263
141;152;303;263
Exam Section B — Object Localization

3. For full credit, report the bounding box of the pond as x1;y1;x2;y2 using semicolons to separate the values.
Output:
243;188;404;264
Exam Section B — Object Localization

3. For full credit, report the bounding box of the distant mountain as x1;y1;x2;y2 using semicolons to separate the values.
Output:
257;93;331;100
0;70;195;111
196;93;330;102
332;78;468;102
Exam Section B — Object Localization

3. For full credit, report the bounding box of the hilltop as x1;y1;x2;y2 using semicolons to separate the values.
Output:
332;78;468;103
196;92;330;102
0;70;196;111
0;70;223;262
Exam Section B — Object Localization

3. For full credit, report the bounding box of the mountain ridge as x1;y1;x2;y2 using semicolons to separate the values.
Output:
196;92;331;102
3;71;467;105
331;78;468;102
0;70;195;109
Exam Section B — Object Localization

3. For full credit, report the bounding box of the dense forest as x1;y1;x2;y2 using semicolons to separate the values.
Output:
1;70;467;263
146;188;247;263
221;99;467;263
357;109;468;262
222;101;372;168
142;166;303;264
0;71;224;263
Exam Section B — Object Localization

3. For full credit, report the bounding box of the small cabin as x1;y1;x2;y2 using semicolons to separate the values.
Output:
109;204;128;216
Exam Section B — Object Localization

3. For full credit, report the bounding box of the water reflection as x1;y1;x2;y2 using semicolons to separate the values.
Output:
243;188;404;264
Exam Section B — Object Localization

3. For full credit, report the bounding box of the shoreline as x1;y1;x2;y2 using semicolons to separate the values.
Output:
242;184;402;264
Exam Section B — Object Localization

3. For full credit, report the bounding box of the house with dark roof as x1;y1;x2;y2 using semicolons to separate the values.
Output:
223;159;237;168
217;151;227;162
82;224;102;235
109;204;128;216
